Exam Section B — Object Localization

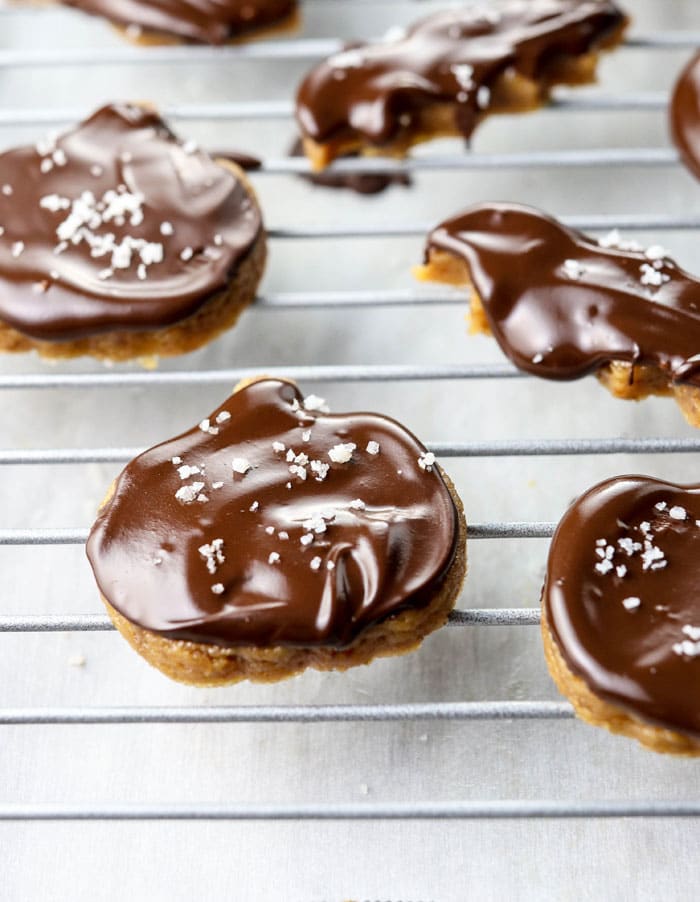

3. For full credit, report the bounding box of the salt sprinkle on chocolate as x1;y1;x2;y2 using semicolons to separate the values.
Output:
310;460;330;481
563;258;583;280
669;505;687;520
200;420;219;436
329;443;356;464
175;481;205;504
304;394;330;413
211;583;224;595
231;457;251;475
310;556;322;571
622;596;641;611
198;538;225;575
418;452;436;472
177;464;201;480
366;441;380;455
672;626;700;658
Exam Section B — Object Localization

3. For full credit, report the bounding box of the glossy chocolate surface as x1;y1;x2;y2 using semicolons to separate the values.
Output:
670;51;700;182
86;379;460;649
61;0;296;44
544;475;700;737
296;0;626;147
426;202;700;386
0;103;261;342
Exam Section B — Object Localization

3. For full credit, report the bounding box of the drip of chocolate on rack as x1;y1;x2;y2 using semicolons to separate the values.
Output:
289;138;410;194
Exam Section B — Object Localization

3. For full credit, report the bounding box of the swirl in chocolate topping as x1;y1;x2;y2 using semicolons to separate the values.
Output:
670;51;700;182
86;379;459;649
296;0;627;149
0;103;261;342
425;202;700;386
544;476;700;738
60;0;297;44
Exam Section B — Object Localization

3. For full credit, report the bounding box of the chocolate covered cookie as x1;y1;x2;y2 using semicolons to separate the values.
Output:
60;0;298;45
86;377;467;685
296;0;627;170
415;202;700;427
0;103;265;362
543;475;700;755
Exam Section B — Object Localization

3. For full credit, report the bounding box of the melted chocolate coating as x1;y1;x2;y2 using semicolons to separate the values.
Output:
289;138;410;195
0;103;261;342
86;379;459;649
296;0;626;147
670;51;700;182
544;476;700;738
61;0;296;44
211;151;262;172
426;202;700;386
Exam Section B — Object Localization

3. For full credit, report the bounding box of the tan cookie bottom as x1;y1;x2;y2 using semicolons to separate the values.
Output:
414;248;700;429
0;159;266;363
541;603;700;756
96;377;468;686
302;22;627;171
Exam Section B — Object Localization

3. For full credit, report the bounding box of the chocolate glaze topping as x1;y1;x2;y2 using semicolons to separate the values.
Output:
296;0;626;147
86;378;459;649
0;103;261;342
61;0;296;44
670;51;700;182
426;202;700;386
544;475;700;738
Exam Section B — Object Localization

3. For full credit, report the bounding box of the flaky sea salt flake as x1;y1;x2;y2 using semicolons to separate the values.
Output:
329;443;356;464
231;457;252;475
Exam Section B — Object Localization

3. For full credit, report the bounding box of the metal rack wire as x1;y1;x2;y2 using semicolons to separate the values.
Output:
1;1;699;830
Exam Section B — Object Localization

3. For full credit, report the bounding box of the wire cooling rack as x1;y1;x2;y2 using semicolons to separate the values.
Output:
2;5;700;893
